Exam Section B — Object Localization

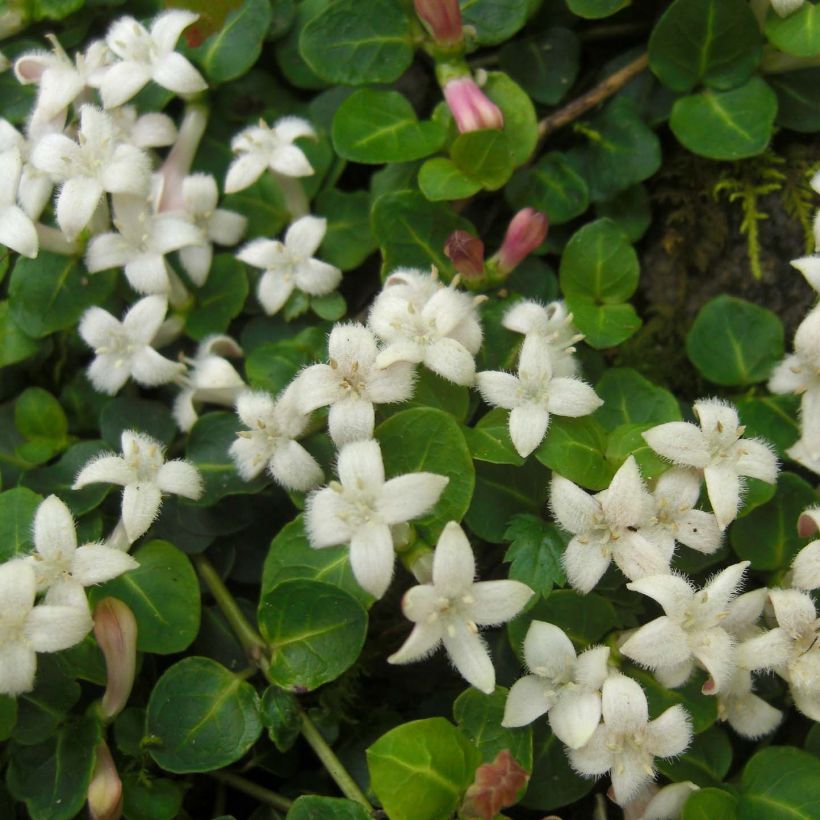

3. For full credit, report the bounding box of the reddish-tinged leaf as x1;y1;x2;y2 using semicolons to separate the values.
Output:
460;749;529;820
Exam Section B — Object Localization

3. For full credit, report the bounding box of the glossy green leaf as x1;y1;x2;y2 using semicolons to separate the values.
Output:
595;367;681;430
631;668;718;734
332;89;446;163
536;415;613;490
565;297;642;349
523;723;594;810
736;394;800;459
566;0;630;18
146;657;262;773
260;686;301;752
483;71;538;166
499;29;580;105
286;796;371;819
595;184;651;242
418;158;482;201
258;579;368;691
186;255;249;340
738;746;820;818
0;301;38;366
648;0;762;93
14;387;68;461
11;656;80;745
300;0;413;85
465;408;525;467
397;367;471;421
122;774;184;820
670;78;778;160
683;788;738;819
461;0;529;44
90;540;200;654
377;407;475;543
686;295;784;385
223;172;289;239
99;397;177;449
657;725;733;787
0;486;42;562
315;189;377;270
245;331;325;395
367;717;481;820
450;129;514;190
764;4;820;57
770;69;820;133
606;423;671;480
503;513;567;598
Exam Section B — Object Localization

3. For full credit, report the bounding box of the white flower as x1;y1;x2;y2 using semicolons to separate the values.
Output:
0;146;38;258
25;495;137;598
792;256;820;292
640;469;722;557
292;323;415;445
0;559;93;696
388;521;533;692
73;430;203;544
716;667;782;739
476;334;602;457
642;782;699;820
620;562;750;693
643;398;778;530
78;295;183;395
230;387;323;492
791;541;820;591
85;194;201;295
225;117;316;194
550;456;669;593
305;439;449;598
109;106;177;150
32;105;152;240
502;621;609;749
770;0;805;17
174;335;245;432
501;299;583;377
99;11;206;108
785;437;820;476
368;269;483;386
568;674;692;806
238;215;341;315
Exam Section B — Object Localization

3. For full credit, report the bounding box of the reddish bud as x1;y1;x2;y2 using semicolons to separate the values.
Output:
87;741;123;820
94;597;138;721
496;208;548;272
461;749;529;820
443;77;504;133
798;510;820;538
445;230;485;278
414;0;463;46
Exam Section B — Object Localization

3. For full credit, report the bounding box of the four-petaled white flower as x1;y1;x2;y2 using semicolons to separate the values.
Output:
73;430;204;545
550;456;668;594
99;11;206;108
25;495;137;598
31;105;151;240
306;439;449;598
0;146;38;258
230;387;323;492
643;399;778;530
568;674;692;806
85;194;201;295
503;621;609;749
237;215;341;316
621;562;749;693
174;335;245;432
78;294;183;395
388;521;533;692
0;559;93;696
476;334;602;457
292;323;415;445
225;117;316;193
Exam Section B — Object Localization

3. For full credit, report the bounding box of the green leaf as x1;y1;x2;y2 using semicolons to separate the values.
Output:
262;516;371;606
648;0;762;93
223;173;289;239
449;129;514;190
89;540;200;654
418;158;482;202
377;407;475;543
506;152;590;226
367;717;482;820
503;514;567;598
315;189;377;270
523;723;594;810
8;253;116;339
14;387;68;460
286;796;371;819
595;184;652;242
465;408;525;467
730;472;816;570
186;412;267;505
657;725;732;787
300;0;413;85
739;746;820;818
670;77;779;160
332;89;446;163
258;579;367;691
461;0;529;45
770;69;820;133
186;255;249;340
371;190;472;276
245;330;325;395
499;29;580;105
260;686;302;753
764;4;820;57
683;788;739;819
146;657;263;773
535;415;613;490
122;774;184;820
454;687;533;770
736;394;800;460
190;0;272;83
686;295;784;386
594;367;681;430
565;296;642;349
29;0;84;20
99;397;177;449
11;656;79;745
483;72;538;166
397;367;471;421
606;423;671;481
0;487;43;562
7;716;101;820
0;696;16;741
631;668;718;734
0;301;38;366
566;0;630;19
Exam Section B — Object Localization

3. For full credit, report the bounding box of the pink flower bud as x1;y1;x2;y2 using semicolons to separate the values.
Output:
414;0;463;46
496;208;548;272
87;741;123;820
443;77;504;134
445;230;485;278
94;597;138;721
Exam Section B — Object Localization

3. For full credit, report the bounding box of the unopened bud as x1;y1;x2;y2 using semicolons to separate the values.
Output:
94;597;138;721
443;77;504;134
496;208;548;273
798;508;820;538
87;741;123;820
414;0;463;47
445;230;485;278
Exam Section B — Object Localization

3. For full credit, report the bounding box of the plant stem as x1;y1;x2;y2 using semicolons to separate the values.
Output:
211;771;293;812
299;710;372;810
194;555;266;661
537;52;649;140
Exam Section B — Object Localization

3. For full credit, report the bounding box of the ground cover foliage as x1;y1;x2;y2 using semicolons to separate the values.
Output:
0;0;819;818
